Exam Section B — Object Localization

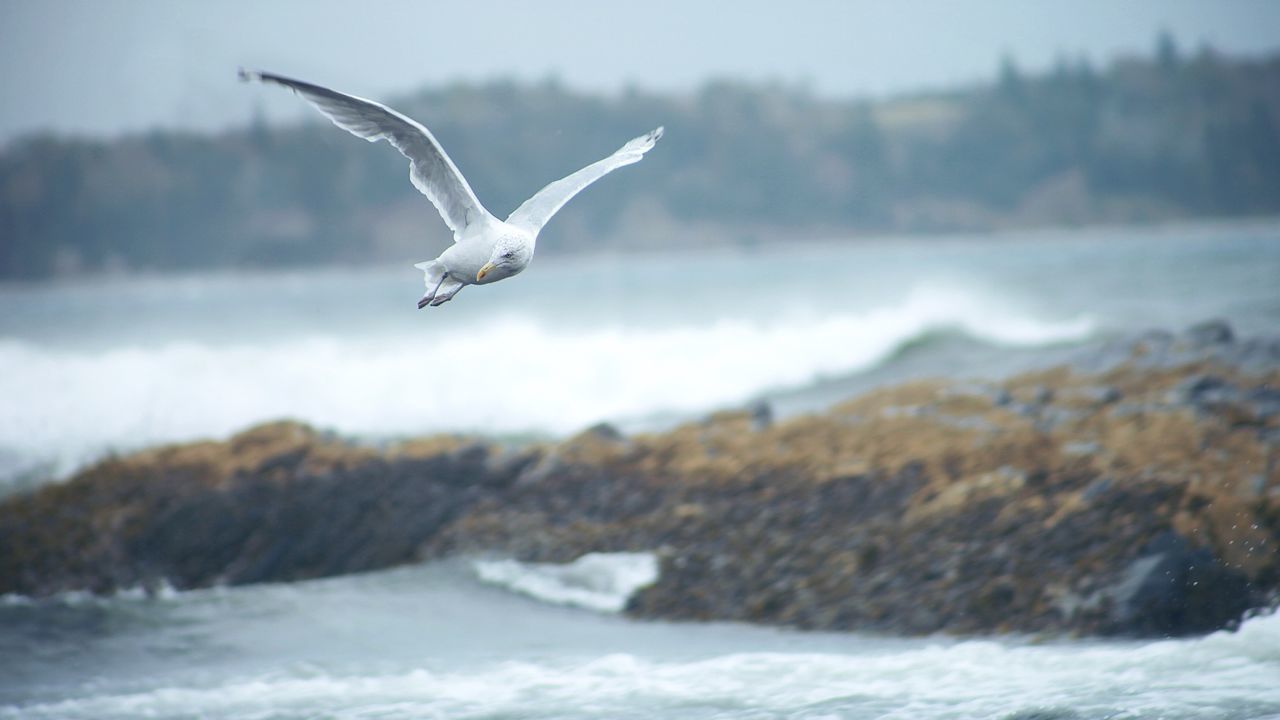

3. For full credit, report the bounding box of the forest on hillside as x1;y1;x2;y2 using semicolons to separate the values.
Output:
2;39;1279;279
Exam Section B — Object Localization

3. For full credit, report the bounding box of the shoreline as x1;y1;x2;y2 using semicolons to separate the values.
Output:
4;214;1278;288
2;320;1277;638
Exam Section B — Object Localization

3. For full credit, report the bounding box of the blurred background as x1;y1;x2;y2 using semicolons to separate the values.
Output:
2;3;1280;718
4;1;1280;272
2;0;1278;484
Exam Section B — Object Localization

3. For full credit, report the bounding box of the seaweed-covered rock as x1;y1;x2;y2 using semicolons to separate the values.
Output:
2;326;1278;638
1100;532;1252;636
0;422;530;596
423;328;1280;637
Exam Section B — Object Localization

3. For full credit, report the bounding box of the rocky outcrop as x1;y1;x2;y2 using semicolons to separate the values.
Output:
0;424;532;596
2;323;1277;637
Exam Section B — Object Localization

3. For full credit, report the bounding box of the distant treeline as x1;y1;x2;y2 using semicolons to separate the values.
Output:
3;39;1279;278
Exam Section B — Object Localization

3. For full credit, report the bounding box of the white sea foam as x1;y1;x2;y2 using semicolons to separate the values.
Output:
0;284;1092;484
7;610;1277;720
0;581;180;607
471;552;659;612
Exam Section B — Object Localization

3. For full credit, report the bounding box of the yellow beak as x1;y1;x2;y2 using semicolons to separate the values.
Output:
476;262;497;282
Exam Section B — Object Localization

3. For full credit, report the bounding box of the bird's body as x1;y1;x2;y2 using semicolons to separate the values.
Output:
437;225;529;285
415;221;534;307
240;69;662;307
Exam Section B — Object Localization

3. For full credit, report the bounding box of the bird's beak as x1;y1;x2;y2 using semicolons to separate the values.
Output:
476;262;497;282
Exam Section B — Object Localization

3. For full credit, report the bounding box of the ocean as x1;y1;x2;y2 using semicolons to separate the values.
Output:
2;220;1280;718
4;220;1278;490
2;559;1279;719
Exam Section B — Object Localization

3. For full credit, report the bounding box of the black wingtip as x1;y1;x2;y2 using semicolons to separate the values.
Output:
237;68;257;83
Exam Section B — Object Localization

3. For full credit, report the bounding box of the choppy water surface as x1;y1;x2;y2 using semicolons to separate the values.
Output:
3;222;1280;718
2;221;1278;487
2;561;1278;720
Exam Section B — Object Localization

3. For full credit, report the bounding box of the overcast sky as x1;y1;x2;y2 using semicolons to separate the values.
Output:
2;0;1279;142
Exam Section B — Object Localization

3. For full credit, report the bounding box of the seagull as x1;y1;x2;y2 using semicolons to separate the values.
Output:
240;70;663;307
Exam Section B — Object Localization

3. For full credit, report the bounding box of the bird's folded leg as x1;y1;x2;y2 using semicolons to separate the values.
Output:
428;278;465;307
417;265;448;309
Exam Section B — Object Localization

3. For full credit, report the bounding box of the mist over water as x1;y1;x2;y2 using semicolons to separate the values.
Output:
2;221;1279;488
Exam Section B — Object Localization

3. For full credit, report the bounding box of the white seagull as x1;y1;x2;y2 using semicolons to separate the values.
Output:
240;70;663;307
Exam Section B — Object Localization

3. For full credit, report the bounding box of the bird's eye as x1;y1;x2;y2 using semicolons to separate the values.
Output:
503;252;514;259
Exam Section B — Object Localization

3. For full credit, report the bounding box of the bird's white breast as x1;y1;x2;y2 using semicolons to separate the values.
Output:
437;220;534;285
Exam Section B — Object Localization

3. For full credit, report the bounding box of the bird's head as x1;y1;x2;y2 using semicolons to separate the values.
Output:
475;238;532;283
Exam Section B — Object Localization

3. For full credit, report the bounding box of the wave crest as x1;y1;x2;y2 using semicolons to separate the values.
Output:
9;612;1278;720
472;552;659;612
0;285;1093;483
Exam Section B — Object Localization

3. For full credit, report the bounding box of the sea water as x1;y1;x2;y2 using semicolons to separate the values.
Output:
2;222;1280;718
1;559;1278;719
2;220;1277;489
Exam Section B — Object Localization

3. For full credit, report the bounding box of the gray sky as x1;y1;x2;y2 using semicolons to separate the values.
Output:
3;0;1279;142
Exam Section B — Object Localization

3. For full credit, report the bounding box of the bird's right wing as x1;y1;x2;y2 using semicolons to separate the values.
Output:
506;127;663;235
241;69;493;239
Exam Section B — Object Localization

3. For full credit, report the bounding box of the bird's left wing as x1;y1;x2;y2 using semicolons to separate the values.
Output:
241;69;494;239
506;127;663;235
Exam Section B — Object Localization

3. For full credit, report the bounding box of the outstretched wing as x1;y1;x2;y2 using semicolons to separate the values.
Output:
241;69;493;239
507;127;663;235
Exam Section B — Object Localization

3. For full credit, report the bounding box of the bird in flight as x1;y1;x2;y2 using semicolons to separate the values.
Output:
240;70;663;307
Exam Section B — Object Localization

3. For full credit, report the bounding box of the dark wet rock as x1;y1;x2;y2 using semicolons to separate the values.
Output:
512;423;630;488
423;326;1280;637
1077;385;1122;405
746;400;773;430
1086;325;1254;375
0;423;521;596
481;446;543;484
580;422;626;444
1249;385;1280;420
512;450;563;487
1030;386;1055;405
1100;532;1252;636
1173;374;1237;405
1185;319;1235;347
2;325;1278;638
1169;374;1280;428
1232;337;1280;371
1080;477;1112;501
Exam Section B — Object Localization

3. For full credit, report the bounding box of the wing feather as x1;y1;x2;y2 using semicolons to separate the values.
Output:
507;127;663;235
241;69;492;238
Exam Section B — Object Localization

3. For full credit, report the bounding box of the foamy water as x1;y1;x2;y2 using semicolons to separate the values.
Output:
2;562;1277;720
5;214;1280;719
473;552;660;612
4;224;1279;487
0;284;1092;483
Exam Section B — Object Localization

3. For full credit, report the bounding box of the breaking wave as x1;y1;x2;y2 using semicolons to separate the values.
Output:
0;284;1093;485
472;552;659;612
7;608;1277;720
